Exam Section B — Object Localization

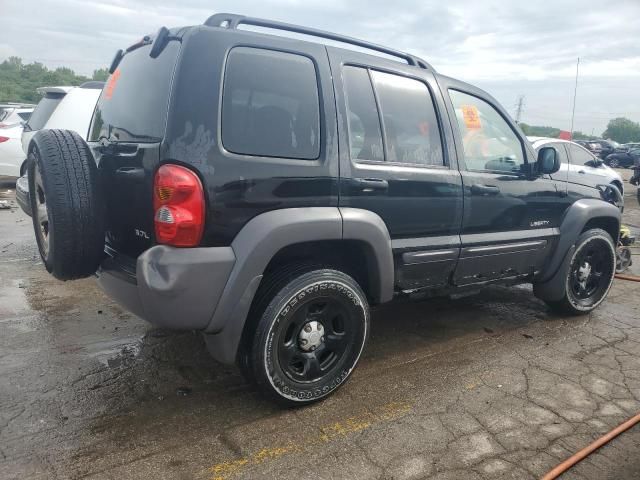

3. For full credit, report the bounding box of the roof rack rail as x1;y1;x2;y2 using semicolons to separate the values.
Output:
204;13;433;71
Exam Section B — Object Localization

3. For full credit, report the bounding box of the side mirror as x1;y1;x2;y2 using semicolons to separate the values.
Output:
537;147;560;175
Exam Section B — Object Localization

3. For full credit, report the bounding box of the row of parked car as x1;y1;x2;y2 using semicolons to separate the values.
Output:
575;139;640;168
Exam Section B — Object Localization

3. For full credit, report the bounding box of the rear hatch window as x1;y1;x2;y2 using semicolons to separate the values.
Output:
91;40;180;258
26;93;65;131
89;41;180;143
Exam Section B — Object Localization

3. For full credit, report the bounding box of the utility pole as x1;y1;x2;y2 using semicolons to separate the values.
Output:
570;57;580;140
514;95;525;123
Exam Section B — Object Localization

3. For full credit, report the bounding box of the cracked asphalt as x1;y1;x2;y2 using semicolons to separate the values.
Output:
1;171;639;480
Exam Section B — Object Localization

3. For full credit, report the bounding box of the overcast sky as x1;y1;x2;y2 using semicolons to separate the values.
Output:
2;0;639;135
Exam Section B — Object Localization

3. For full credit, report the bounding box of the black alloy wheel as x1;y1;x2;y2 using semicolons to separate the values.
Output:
244;268;369;405
568;237;615;307
545;229;616;314
277;295;353;383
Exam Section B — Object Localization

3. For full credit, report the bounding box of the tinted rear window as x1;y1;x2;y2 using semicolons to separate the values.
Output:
371;70;443;166
27;94;65;130
18;112;32;121
221;47;320;160
89;42;179;143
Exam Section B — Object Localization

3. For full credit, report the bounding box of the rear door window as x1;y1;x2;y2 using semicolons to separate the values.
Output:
89;41;180;143
27;94;65;130
370;70;444;166
343;66;444;166
221;47;320;160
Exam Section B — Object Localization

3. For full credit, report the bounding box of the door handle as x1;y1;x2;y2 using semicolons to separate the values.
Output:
353;178;389;193
471;184;500;195
578;170;586;174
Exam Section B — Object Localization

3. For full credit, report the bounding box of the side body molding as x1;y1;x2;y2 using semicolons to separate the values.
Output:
204;207;394;364
534;198;620;301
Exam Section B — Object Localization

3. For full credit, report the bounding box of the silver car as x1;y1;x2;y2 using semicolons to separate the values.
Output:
528;137;624;196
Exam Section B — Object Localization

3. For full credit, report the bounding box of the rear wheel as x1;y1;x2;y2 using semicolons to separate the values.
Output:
545;229;616;315
608;157;620;168
243;267;369;406
27;129;105;280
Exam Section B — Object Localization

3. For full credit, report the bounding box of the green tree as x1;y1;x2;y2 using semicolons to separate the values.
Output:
519;123;561;138
92;68;109;81
571;131;597;140
0;56;104;103
602;117;640;143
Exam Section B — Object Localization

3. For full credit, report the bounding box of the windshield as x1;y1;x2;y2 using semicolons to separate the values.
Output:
89;41;180;143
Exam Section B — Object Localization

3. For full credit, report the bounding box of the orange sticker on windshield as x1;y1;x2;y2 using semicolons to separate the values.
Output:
461;105;481;130
104;68;121;100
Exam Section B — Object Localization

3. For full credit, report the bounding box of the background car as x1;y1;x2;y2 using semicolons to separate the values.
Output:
0;123;28;178
619;142;640;152
605;147;640;168
0;103;36;178
0;103;35;127
15;81;103;215
529;137;624;195
574;139;623;159
20;84;105;163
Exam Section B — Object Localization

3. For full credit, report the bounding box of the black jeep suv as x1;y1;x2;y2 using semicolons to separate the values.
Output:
27;14;620;405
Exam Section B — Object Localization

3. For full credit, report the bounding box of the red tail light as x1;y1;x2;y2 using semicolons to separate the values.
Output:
153;164;205;247
0;136;9;143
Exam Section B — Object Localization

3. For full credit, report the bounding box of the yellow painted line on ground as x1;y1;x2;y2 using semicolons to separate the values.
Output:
207;401;412;480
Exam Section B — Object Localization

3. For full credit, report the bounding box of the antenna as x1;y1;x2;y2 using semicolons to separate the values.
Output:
570;57;580;141
514;95;525;123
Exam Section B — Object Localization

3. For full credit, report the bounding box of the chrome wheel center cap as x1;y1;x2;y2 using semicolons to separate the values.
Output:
299;321;325;352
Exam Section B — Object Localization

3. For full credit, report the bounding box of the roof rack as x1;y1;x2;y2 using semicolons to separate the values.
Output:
204;13;433;71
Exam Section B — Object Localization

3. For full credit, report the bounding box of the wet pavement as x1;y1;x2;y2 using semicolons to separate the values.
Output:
1;173;640;480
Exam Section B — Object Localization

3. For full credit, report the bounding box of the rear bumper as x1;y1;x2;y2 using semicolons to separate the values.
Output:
97;244;235;330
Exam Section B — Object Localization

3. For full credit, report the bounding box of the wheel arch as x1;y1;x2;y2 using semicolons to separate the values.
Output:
203;207;394;364
534;198;620;301
610;180;624;196
582;216;619;244
19;158;28;176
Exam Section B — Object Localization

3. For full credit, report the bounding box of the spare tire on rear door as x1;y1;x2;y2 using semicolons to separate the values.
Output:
27;129;105;280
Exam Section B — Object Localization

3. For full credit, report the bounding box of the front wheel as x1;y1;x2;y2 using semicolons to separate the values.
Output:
244;268;369;406
608;157;620;168
545;228;616;315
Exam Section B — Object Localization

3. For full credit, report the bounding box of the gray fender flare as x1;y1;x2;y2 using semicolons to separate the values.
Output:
534;198;620;301
204;207;394;364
